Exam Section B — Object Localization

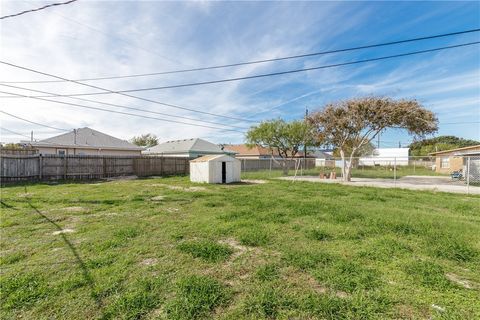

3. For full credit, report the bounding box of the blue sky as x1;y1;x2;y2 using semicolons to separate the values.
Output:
0;1;479;147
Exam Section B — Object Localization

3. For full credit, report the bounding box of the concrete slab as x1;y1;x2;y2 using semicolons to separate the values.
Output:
278;176;480;195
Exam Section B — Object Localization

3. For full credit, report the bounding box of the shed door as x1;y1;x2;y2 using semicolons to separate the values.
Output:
221;162;226;183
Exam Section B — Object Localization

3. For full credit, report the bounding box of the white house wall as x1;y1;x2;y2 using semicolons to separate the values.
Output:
359;148;410;166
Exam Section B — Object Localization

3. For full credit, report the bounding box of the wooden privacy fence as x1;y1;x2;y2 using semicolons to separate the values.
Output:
0;155;190;183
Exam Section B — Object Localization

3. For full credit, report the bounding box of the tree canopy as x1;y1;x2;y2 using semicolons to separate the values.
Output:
245;119;317;174
409;136;479;156
130;133;159;148
308;97;438;181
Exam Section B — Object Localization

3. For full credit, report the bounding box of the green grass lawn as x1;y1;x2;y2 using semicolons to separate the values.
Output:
1;177;479;319
242;165;446;180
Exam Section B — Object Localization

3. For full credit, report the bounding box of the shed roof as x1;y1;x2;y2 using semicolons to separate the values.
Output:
190;154;239;162
27;127;143;150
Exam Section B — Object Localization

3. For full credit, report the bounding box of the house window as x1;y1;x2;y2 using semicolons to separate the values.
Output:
57;149;66;156
440;156;450;168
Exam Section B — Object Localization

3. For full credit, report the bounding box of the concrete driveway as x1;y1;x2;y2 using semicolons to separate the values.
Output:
278;175;480;195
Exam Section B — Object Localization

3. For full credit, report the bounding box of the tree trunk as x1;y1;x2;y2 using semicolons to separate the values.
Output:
340;149;355;182
282;159;289;175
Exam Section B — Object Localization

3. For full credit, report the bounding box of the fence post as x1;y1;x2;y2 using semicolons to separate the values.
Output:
38;155;43;180
466;156;470;195
62;156;67;180
103;157;107;178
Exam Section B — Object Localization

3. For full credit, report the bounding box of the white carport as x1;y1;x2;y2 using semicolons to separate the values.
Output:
190;155;241;184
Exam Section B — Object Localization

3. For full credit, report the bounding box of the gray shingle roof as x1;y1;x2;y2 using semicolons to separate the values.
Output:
29;127;143;150
146;138;234;154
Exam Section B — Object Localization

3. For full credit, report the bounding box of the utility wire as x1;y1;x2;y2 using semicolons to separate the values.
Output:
0;84;250;129
0;91;245;133
2;28;479;83
0;0;78;20
0;127;32;139
0;110;69;131
0;63;255;123
2;41;478;97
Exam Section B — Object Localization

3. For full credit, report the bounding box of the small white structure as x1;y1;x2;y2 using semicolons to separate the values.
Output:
359;148;410;166
190;155;241;184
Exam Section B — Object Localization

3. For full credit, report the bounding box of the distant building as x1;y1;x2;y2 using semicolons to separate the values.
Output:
144;138;236;158
430;145;480;173
25;127;143;156
359;148;410;166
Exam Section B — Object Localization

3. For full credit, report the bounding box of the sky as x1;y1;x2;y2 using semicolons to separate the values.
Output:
0;0;479;148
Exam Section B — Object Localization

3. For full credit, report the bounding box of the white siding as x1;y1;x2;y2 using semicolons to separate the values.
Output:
359;148;410;166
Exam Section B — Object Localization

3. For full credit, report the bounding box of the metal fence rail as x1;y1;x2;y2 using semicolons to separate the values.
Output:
239;156;480;194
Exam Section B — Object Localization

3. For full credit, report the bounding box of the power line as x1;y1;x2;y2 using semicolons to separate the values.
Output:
2;41;478;98
2;28;479;83
0;0;78;20
0;90;245;133
0;63;255;123
0;84;250;130
0;110;69;131
0;127;32;139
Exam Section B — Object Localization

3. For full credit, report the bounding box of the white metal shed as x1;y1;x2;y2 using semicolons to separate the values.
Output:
190;155;241;184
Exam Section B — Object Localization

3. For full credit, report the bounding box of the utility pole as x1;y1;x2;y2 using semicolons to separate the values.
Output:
304;107;308;162
377;132;380;149
30;130;33;142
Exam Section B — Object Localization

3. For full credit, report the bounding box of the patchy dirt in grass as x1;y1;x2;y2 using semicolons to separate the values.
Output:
51;228;75;235
241;179;267;184
219;238;251;260
104;175;138;181
140;258;158;266
63;206;87;212
285;267;349;298
17;192;34;198
149;184;207;192
445;273;478;289
150;195;165;201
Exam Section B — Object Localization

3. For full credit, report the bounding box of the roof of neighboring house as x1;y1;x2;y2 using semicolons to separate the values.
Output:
429;144;480;156
224;144;273;156
225;144;323;158
26;127;143;150
146;138;235;155
307;150;334;159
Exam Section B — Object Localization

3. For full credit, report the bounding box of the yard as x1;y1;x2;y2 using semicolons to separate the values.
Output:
1;177;479;319
242;165;445;180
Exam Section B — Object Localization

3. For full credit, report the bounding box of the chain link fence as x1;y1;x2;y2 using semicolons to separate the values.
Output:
240;156;480;194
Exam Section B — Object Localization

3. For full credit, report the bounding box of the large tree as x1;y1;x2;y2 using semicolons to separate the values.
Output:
245;119;316;175
130;133;159;148
308;97;438;181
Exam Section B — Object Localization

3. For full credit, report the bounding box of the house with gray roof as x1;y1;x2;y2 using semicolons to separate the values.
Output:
25;127;143;156
144;138;236;158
